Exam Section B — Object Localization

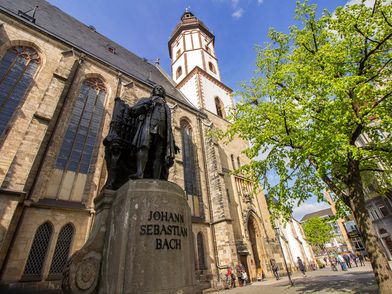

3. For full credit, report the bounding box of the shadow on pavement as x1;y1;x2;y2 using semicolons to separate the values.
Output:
273;271;378;294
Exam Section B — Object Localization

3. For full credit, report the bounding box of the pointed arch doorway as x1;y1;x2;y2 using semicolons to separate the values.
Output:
247;214;264;281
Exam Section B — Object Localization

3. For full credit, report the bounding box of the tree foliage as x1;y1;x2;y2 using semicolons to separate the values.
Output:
228;0;391;215
302;217;334;250
226;0;392;291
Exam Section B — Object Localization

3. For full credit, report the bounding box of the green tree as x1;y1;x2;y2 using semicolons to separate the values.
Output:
302;217;334;253
226;0;392;291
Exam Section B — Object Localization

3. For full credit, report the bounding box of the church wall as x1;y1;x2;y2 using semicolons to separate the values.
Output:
178;74;200;108
186;50;204;77
200;75;232;116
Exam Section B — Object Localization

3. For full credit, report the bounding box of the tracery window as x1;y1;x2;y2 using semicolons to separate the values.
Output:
55;78;106;174
0;46;40;136
215;97;224;118
176;66;182;79
48;223;75;279
196;232;206;270
21;222;53;281
181;120;203;217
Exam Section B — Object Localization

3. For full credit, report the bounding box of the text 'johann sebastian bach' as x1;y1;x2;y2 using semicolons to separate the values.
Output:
140;210;188;249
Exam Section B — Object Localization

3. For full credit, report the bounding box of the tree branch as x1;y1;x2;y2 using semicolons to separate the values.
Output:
359;31;392;73
358;58;392;85
354;24;380;44
381;10;392;27
360;168;391;173
364;91;392;116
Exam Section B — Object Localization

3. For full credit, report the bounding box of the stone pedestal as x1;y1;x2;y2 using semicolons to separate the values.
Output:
63;180;200;294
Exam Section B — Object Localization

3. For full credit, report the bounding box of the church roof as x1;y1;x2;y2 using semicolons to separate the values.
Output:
0;0;197;109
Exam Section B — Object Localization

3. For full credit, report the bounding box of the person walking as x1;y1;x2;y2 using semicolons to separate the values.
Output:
343;254;352;268
337;254;347;271
357;252;365;266
350;252;358;267
270;258;280;280
241;271;248;286
297;257;307;277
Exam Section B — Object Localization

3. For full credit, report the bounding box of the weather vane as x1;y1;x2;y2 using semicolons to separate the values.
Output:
185;6;191;12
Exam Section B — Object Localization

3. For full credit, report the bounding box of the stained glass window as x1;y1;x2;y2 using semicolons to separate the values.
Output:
48;223;74;279
55;78;106;174
181;120;203;218
21;222;53;281
0;46;40;136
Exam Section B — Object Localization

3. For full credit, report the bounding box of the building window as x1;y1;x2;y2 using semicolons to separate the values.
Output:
237;156;241;168
215;97;225;118
21;222;53;281
181;120;203;217
176;49;181;59
351;237;365;250
176;66;182;79
205;45;211;54
55;78;106;174
208;62;216;74
48;223;75;279
0;46;40;136
196;232;206;270
377;203;389;217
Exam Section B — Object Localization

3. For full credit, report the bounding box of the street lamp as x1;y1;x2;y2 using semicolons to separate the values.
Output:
274;223;294;286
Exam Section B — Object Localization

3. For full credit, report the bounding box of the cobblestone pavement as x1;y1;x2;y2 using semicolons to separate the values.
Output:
212;264;378;294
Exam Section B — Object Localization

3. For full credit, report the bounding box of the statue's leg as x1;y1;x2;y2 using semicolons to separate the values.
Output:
152;136;164;179
130;147;149;179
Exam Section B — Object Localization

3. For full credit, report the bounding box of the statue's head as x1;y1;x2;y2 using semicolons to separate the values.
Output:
152;85;166;98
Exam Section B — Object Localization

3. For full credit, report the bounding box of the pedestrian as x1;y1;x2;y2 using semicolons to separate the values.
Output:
236;263;244;286
323;256;328;265
337;254;347;271
241;271;248;286
343;254;352;268
357;252;365;266
225;267;233;289
261;270;266;281
231;272;236;288
297;257;307;277
350;252;358;267
330;256;338;271
270;258;280;280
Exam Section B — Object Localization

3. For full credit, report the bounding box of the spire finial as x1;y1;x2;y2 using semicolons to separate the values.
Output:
185;6;190;12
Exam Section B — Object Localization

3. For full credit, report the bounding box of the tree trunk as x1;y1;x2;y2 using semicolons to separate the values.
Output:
347;156;392;293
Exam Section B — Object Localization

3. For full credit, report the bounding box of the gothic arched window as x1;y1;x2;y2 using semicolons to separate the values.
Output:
181;120;203;218
48;223;75;279
197;232;206;270
208;62;216;74
0;46;40;136
21;222;53;281
176;66;182;79
215;97;225;118
55;78;106;174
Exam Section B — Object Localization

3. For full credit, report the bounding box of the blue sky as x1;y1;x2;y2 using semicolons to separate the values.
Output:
46;0;354;219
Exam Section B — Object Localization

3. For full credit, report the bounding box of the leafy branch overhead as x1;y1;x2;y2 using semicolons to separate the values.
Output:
226;1;392;290
226;0;392;217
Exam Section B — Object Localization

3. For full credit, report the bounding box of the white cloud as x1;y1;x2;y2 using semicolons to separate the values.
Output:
257;0;264;5
346;0;391;7
232;8;244;19
292;201;330;221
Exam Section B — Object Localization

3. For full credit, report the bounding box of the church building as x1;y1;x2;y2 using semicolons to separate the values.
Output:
0;0;287;290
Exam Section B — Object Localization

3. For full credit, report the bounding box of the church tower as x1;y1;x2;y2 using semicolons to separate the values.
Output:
169;10;233;117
